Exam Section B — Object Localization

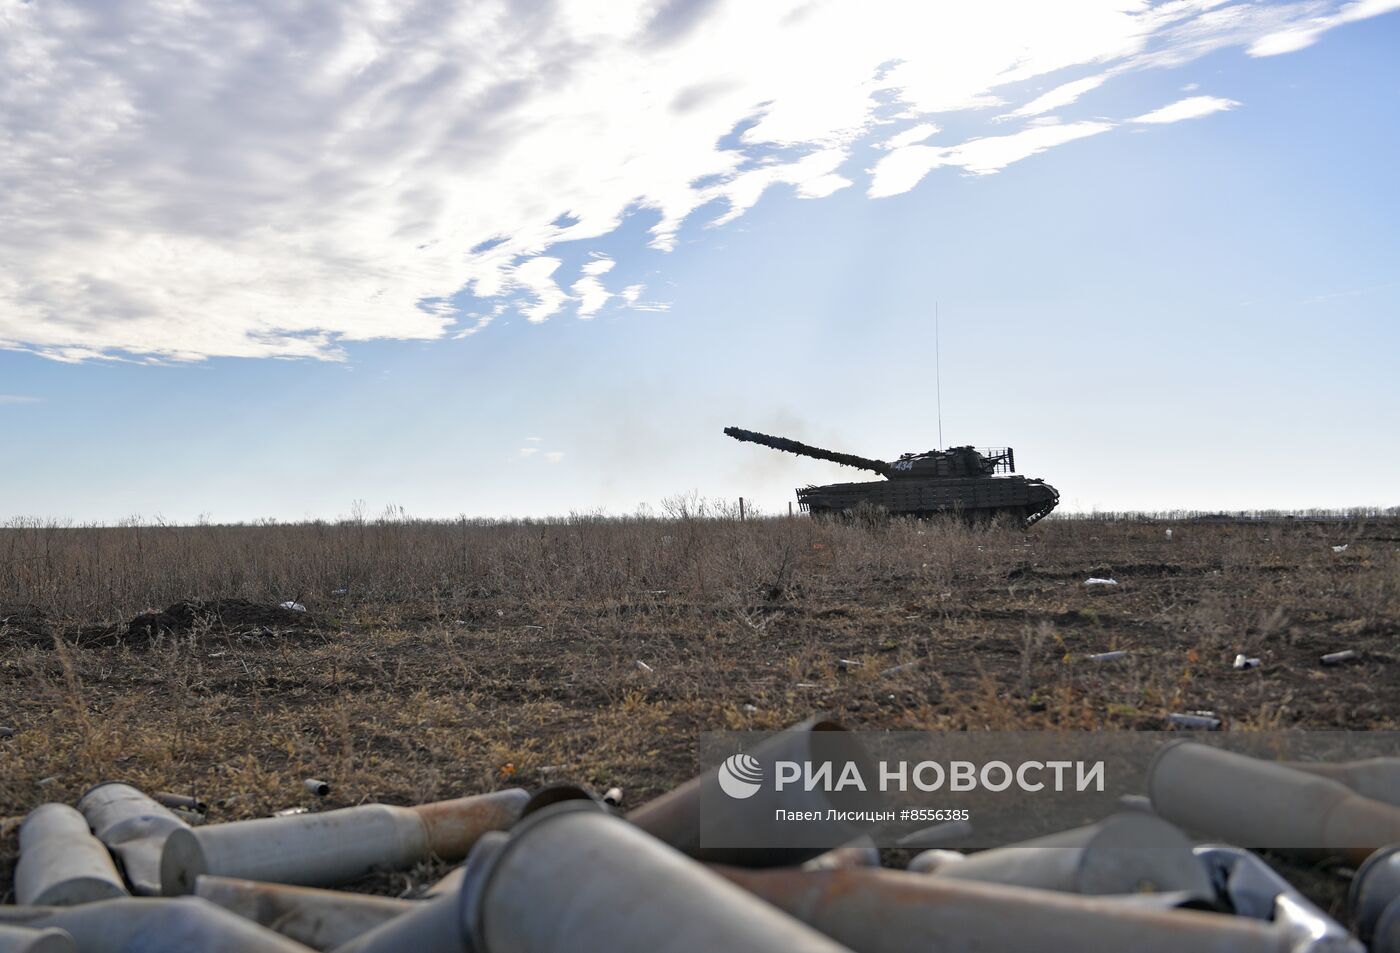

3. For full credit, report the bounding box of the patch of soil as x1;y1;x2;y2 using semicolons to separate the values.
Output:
124;599;325;640
0;603;51;644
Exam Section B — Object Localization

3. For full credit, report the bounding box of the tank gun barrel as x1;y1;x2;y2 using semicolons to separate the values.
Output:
724;427;891;477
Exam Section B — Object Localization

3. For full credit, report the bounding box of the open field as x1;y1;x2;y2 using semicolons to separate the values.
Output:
2;512;1397;905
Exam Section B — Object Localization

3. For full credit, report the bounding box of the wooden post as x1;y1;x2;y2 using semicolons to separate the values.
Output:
739;497;745;521
788;501;793;518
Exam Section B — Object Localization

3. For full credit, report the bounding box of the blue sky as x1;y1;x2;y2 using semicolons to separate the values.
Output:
1;0;1397;521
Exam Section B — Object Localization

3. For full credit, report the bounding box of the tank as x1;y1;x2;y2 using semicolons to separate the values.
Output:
725;427;1059;526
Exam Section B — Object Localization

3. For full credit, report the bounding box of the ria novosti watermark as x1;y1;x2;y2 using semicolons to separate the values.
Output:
695;729;1400;851
758;756;1105;796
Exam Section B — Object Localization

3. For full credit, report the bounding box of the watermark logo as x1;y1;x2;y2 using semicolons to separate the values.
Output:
717;752;764;799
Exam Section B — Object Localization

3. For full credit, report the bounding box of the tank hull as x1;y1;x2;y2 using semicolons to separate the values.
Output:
798;476;1059;526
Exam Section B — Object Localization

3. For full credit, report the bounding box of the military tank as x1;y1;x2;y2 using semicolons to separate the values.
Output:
725;427;1059;526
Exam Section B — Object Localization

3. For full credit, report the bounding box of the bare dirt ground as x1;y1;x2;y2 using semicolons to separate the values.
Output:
1;513;1396;906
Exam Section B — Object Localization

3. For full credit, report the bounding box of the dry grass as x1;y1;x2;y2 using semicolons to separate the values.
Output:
2;511;1397;902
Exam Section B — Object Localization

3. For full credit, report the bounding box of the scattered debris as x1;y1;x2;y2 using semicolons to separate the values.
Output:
1321;649;1359;666
79;783;191;897
894;818;973;849
1084;577;1119;587
195;876;413;949
794;682;820;689
14;803;128;905
801;841;881;871
907;848;967;874
4;724;1396;950
1332;544;1348;553
1165;528;1173;539
918;814;1213;900
836;658;863;671
0;726;15;739
332;587;349;596
1194;845;1357;949
152;792;207;813
1151;742;1400;866
1352;844;1400;945
633;659;654;674
740;704;758;713
303;778;330;797
1279;756;1400;806
1167;711;1223;730
879;660;920;677
1086;651;1129;662
163;789;528;894
278;601;306;612
37;776;60;787
1233;654;1261;670
1116;794;1154;813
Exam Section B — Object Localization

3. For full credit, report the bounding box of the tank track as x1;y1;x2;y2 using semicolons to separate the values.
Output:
1024;483;1060;527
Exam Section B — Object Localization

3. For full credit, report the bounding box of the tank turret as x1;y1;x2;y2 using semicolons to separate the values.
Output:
724;426;1058;525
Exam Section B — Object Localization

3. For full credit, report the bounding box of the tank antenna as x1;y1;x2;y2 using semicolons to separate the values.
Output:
935;302;944;449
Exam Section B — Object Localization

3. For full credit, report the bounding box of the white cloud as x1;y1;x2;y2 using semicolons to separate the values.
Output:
572;255;636;317
1005;74;1109;118
453;303;505;338
1;0;1391;361
879;122;940;150
0;394;41;404
572;275;612;318
512;257;569;324
1249;30;1322;57
1130;95;1240;124
582;256;616;277
519;442;565;462
1249;0;1400;56
870;122;1114;196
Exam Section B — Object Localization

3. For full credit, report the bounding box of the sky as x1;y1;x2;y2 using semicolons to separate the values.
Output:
2;0;1398;522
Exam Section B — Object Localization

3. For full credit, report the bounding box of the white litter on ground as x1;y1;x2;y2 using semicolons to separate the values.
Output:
1084;577;1118;587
